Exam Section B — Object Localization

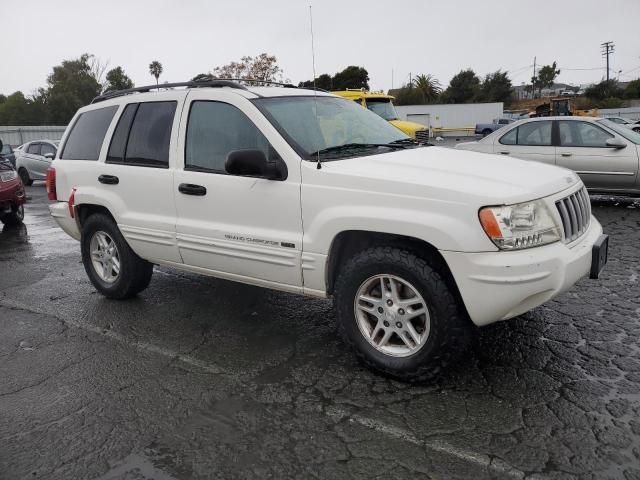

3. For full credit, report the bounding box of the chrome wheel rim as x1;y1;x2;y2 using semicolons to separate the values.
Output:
90;231;120;283
354;274;431;357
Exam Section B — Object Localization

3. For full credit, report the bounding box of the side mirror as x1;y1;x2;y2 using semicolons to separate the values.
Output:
605;137;626;149
225;149;287;180
44;152;55;160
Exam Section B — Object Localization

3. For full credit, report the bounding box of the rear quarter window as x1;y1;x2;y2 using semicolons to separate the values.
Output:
61;106;118;160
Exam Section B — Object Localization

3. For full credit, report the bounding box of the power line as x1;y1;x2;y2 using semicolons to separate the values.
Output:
601;41;615;82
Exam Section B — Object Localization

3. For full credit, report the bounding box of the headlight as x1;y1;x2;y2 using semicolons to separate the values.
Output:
0;170;17;183
479;199;561;250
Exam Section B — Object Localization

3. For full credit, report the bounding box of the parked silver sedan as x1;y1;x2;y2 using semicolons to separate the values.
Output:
15;140;60;185
456;116;640;196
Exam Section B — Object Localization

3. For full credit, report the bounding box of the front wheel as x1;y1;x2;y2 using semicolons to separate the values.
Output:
334;246;472;382
81;213;153;299
0;204;24;225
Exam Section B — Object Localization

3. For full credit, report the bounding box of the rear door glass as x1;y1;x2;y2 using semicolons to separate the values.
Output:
122;102;176;167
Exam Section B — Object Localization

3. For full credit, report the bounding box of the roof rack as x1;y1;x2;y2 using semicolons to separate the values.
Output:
91;78;305;104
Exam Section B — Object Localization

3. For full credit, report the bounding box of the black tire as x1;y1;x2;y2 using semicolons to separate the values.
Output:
334;246;472;382
81;213;153;299
633;127;640;134
18;168;33;186
0;204;24;226
482;129;493;137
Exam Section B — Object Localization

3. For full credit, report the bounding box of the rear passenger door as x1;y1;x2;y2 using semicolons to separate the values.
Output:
96;94;184;263
494;120;556;165
173;90;303;290
24;142;44;179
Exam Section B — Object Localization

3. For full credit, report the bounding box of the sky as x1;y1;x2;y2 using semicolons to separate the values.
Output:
2;0;640;96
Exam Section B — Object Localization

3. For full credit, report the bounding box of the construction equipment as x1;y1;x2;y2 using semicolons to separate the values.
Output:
532;98;597;118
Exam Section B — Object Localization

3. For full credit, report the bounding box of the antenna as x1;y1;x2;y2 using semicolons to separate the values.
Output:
309;5;321;170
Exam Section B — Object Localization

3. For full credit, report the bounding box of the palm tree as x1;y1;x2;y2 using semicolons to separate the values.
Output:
149;61;163;87
412;74;442;103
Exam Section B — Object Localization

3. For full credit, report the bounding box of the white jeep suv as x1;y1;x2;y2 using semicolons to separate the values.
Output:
47;80;608;381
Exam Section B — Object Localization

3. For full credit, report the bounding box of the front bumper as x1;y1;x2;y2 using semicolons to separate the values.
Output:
441;217;605;327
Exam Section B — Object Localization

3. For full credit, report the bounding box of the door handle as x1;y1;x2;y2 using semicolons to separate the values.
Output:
560;152;573;157
498;151;510;155
98;174;119;185
178;183;207;196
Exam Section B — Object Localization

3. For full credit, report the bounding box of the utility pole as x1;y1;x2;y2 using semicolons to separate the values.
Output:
601;41;615;82
532;56;536;98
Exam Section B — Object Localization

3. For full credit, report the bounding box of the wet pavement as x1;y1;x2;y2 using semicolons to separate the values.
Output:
1;185;639;480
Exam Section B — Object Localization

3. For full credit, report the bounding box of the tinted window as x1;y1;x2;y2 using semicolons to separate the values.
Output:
516;121;552;146
559;121;613;147
61;106;118;160
186;101;272;173
498;119;509;125
499;128;517;145
107;103;138;163
40;143;56;157
27;143;41;155
123;102;176;167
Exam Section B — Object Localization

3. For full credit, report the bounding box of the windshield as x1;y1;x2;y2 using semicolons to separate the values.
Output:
366;99;399;121
254;96;408;159
1;144;12;154
598;119;640;145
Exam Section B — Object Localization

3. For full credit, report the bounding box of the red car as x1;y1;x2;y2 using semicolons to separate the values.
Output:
0;152;25;226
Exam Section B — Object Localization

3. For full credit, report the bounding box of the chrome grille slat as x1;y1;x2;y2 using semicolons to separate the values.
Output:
415;130;429;142
555;187;591;243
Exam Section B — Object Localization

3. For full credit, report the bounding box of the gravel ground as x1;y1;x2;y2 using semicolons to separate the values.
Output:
0;185;639;480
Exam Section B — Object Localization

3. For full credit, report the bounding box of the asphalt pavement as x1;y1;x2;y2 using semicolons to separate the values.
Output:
1;184;639;480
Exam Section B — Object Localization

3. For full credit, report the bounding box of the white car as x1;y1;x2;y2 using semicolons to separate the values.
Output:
47;81;608;381
16;140;60;185
456;116;640;196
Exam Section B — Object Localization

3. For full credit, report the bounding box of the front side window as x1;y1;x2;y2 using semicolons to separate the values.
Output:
516;121;552;146
254;96;407;160
40;143;56;157
185;101;272;173
559;121;613;147
61;106;118;160
27;143;41;155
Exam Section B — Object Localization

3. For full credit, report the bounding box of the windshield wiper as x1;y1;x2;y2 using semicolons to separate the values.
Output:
309;142;407;157
389;138;432;146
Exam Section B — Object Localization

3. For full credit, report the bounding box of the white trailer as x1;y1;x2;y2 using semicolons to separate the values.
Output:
395;103;503;137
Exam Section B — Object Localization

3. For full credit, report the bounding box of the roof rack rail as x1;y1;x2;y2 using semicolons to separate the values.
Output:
91;78;323;104
91;79;248;104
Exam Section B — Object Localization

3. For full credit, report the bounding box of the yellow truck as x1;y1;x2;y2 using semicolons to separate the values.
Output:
333;89;430;142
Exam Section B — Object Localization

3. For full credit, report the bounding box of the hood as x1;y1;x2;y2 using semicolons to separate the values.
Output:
389;119;427;134
322;146;580;206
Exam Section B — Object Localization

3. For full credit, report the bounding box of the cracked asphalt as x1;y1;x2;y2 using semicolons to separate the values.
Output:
1;185;639;480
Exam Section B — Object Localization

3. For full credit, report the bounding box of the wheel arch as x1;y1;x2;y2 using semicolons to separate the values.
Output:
76;203;117;228
325;230;465;309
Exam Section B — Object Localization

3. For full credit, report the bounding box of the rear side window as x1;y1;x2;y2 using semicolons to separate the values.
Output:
107;103;138;163
41;143;56;157
111;102;176;168
61;106;118;160
500;121;552;146
27;143;41;155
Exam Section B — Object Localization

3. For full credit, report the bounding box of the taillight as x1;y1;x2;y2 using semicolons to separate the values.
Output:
46;167;57;200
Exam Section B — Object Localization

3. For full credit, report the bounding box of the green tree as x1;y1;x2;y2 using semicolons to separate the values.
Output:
191;73;212;82
46;53;102;124
443;69;480;103
412;74;441;103
298;73;333;90
585;80;624;101
104;66;134;93
478;70;513;104
0;91;49;125
536;62;561;95
331;66;369;90
625;78;640;99
149;60;163;86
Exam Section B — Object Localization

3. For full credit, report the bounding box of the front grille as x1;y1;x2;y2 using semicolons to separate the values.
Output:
415;129;430;143
555;188;591;243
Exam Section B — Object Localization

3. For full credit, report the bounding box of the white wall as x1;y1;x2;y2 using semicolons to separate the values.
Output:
396;103;503;136
0;126;67;147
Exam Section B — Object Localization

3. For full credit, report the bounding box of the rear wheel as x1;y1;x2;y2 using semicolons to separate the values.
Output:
81;213;153;299
482;129;493;137
18;168;33;186
0;204;24;226
334;246;472;382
